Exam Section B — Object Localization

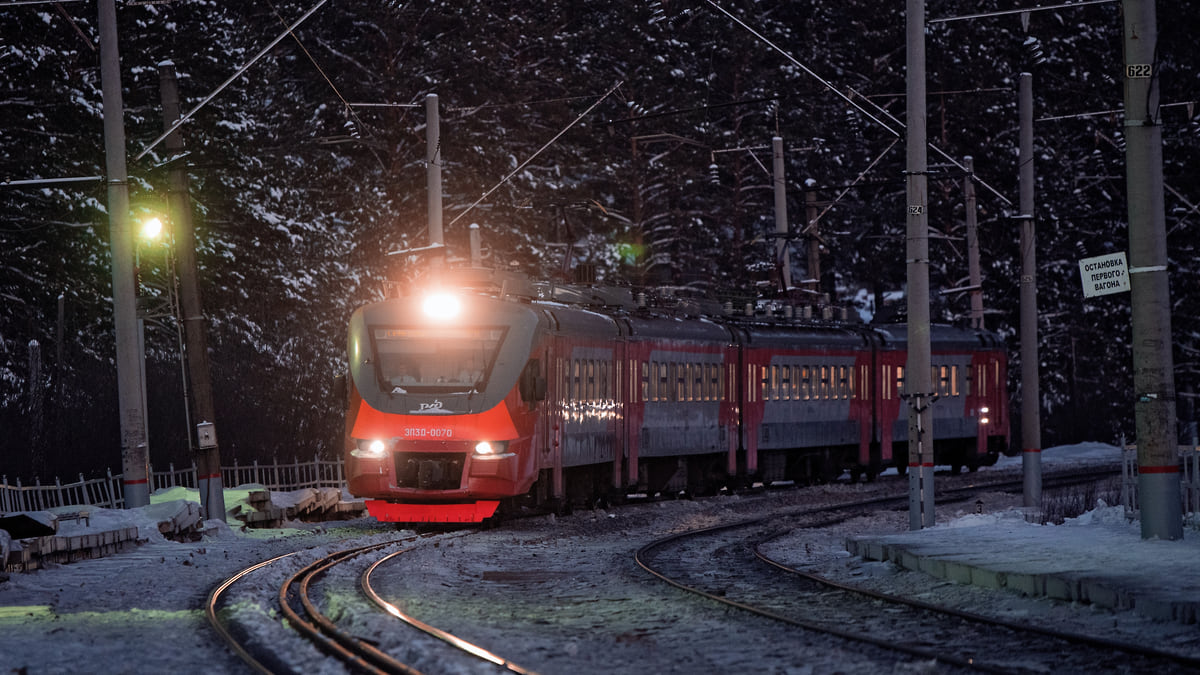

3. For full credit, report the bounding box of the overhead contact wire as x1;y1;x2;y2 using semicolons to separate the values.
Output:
447;80;624;228
266;0;386;169
135;0;331;161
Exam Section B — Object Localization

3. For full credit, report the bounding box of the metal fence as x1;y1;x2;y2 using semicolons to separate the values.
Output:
1121;445;1200;529
0;471;125;513
1;455;347;513
220;456;346;492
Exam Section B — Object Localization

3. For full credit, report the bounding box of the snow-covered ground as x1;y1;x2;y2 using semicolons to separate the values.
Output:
1;442;1196;673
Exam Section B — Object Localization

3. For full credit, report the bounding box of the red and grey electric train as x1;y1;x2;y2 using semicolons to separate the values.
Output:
344;269;1009;523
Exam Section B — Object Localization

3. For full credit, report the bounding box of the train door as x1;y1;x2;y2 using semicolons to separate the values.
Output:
722;342;738;477
726;327;747;480
740;342;761;477
855;339;878;475
535;309;565;505
625;340;644;487
614;319;631;492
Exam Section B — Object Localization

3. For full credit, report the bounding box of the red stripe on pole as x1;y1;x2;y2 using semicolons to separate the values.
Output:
907;462;936;468
198;473;221;480
1023;447;1042;453
124;478;149;485
1139;464;1181;474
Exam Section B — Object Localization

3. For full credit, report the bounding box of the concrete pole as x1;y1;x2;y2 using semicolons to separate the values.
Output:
1122;0;1181;540
469;223;482;267
426;94;444;258
805;183;821;297
963;156;984;330
1018;72;1042;511
159;62;226;521
906;0;934;529
98;0;150;508
772;136;791;290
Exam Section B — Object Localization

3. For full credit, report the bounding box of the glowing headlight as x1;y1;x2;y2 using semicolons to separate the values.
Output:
980;417;990;425
422;292;461;320
474;440;509;457
980;406;990;414
351;439;390;459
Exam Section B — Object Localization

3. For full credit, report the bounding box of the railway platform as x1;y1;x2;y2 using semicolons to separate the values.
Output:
845;511;1200;627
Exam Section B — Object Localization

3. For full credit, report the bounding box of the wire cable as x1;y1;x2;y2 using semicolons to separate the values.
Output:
706;1;1014;208
704;0;900;138
447;80;624;228
135;0;331;161
847;87;1014;206
265;0;386;168
804;138;901;234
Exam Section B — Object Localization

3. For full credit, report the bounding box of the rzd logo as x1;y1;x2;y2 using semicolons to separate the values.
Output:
411;400;449;414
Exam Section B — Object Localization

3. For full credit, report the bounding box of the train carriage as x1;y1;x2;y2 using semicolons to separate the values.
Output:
537;296;624;507
740;324;876;483
621;314;737;497
871;324;1010;474
343;268;1010;523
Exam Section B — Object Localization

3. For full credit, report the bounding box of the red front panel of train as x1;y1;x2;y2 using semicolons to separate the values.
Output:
346;393;537;522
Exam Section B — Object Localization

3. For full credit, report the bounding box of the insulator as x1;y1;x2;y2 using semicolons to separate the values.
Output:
1023;36;1046;66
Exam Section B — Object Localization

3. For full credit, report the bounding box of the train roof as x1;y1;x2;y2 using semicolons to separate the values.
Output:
870;322;1005;351
378;267;1005;352
736;322;872;350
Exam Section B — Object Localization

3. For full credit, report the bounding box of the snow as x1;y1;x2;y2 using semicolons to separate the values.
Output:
2;442;1198;672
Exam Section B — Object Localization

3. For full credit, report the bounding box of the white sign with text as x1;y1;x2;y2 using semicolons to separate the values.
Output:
1079;252;1130;298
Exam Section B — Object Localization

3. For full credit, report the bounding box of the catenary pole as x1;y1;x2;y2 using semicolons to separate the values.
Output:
963;156;984;330
805;182;821;297
906;0;934;529
159;62;226;521
1018;72;1042;511
426;94;444;258
98;0;150;507
1122;0;1181;540
772;136;791;290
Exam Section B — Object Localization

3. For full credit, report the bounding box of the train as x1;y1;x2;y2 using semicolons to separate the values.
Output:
343;267;1009;523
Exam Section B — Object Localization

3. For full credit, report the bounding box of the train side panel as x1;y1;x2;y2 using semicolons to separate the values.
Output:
740;326;875;482
622;316;735;495
871;323;1007;472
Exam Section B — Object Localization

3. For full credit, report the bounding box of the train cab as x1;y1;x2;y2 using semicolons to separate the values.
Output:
344;274;547;522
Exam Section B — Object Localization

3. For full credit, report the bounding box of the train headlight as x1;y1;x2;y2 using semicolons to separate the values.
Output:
979;406;990;425
422;292;461;321
473;440;509;457
351;439;390;459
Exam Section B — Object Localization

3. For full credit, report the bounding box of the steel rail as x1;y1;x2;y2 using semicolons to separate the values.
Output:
634;469;1130;673
633;497;1004;673
754;532;1200;670
278;541;421;674
360;548;541;675
206;551;302;675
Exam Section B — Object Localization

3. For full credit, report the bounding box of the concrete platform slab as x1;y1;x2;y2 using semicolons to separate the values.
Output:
846;513;1200;627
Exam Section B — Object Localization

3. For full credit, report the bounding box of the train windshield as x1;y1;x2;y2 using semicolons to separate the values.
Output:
372;326;506;393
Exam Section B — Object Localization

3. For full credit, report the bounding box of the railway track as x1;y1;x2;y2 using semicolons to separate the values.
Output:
635;489;1200;674
200;464;1140;673
206;533;537;674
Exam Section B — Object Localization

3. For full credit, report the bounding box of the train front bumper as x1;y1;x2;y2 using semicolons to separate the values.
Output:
364;499;500;523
